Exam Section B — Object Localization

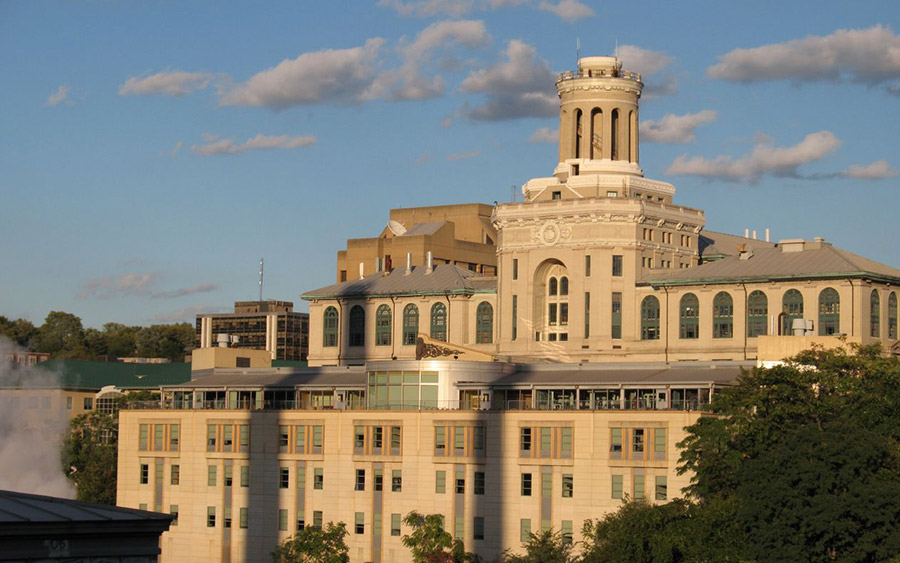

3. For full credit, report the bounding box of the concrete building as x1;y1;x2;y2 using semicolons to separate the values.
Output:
196;301;309;362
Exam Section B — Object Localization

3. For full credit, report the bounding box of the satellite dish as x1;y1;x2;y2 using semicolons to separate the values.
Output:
387;220;407;236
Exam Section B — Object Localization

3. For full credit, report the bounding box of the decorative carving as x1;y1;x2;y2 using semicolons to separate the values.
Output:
416;338;465;359
657;218;665;227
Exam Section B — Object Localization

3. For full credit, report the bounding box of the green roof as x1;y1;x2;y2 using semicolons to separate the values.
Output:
272;360;308;368
32;360;191;391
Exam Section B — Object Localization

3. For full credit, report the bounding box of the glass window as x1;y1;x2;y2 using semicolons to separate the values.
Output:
278;509;288;532
585;255;591;277
139;464;148;484
476;302;493;344
241;466;249;487
207;465;216;486
207;507;216;528
455;471;465;494
632;429;645;457
391;513;401;537
314;468;323;490
584;292;590;338
355;469;365;491
474;516;484;540
562;474;573;498
355;512;364;535
641;296;660;340
435;426;446;454
313;511;322;529
520;427;532;453
634;472;645;500
512;258;518;280
139;424;148;450
521;473;532;496
782;289;804;335
279;468;289;489
520;519;531;543
560;277;569;296
171;464;180;485
402;304;419;346
680;293;699;339
889;292;897;339
436;470;446;494
240;507;248;529
474;471;485;495
376;305;392;346
713;292;733;339
655;476;668;500
871;290;881;337
612;255;623;277
224;465;233;487
611;292;622;339
323;306;339;347
349;305;365;347
374;469;383;491
392;470;402;492
747;290;768;337
818;288;840;335
549;277;558;296
561;520;573;545
512;294;518;340
430;303;447;342
611;474;623;499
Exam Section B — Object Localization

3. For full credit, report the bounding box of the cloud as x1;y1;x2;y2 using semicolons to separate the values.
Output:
191;133;316;156
529;126;558;143
641;110;717;144
77;273;162;299
168;141;184;157
537;0;594;22
841;160;899;179
459;40;557;120
447;149;481;160
708;25;900;94
153;305;229;323
617;44;677;98
119;70;215;96
220;39;385;109
152;283;220;299
377;0;475;17
666;131;842;182
46;85;70;106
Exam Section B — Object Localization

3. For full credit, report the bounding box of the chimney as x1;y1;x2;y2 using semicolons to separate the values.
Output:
426;251;434;274
359;262;365;279
745;228;750;238
405;253;412;275
765;228;770;242
752;230;757;240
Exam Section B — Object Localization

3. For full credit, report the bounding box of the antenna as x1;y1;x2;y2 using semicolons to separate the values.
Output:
258;258;264;302
510;185;517;203
614;37;618;58
576;37;581;62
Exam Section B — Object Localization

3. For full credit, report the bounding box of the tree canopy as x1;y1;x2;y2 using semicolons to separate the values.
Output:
401;511;479;563
501;530;575;563
61;410;118;505
272;522;350;563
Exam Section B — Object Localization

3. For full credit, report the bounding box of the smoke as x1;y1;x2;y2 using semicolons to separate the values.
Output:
0;337;76;498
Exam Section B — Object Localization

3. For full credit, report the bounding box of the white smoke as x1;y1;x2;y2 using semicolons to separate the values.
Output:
0;337;76;498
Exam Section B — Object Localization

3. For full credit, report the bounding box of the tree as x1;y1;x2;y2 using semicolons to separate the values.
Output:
136;323;193;361
61;410;118;505
271;522;349;563
501;529;574;563
101;322;139;357
0;315;38;348
36;311;88;358
401;511;479;563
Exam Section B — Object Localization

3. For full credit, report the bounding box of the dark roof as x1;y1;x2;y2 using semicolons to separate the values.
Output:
485;362;748;387
302;264;497;300
170;367;367;388
645;241;900;286
26;360;191;391
699;230;775;259
0;489;173;525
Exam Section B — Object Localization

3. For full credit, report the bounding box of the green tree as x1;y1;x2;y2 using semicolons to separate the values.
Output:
501;529;574;563
271;522;350;563
401;511;478;563
36;311;88;358
136;323;193;361
101;322;140;357
0;315;38;348
61;410;118;505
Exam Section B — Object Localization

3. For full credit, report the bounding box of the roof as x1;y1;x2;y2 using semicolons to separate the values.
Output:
645;241;900;286
171;366;367;388
302;263;497;300
401;221;448;236
24;360;191;391
0;489;173;525
486;362;748;387
699;230;775;260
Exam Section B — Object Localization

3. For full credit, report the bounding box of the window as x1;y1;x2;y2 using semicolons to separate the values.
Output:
435;427;446;454
871;290;881;337
782;289;804;335
476;302;493;344
241;466;249;487
585;255;591;277
521;473;532;496
392;470;402;492
520;519;531;543
655;476;668;500
374;426;383;450
170;505;178;526
584;292;590;338
889;292;898;339
430;303;447;341
279;467;290;489
349;305;365;347
169;424;179;450
297;518;305;531
297;466;305;490
454;426;465;454
641;296;660;340
818;288;840;335
207;507;216;528
314;468;323;490
240;508;248;529
139;424;148;450
540;427;551;456
391;426;401;453
84;397;93;410
561;427;573;458
562;520;573;545
654;428;666;461
610;428;623;459
551;190;561;200
376;305;392;346
713;292;733;338
66;396;72;409
747;290;768;337
611;292;622;339
520;428;532;454
549;277;558;296
541;473;552;498
313;511;323;529
323;306;339;347
355;469;365;491
391;513;401;536
474;426;485;454
279;509;288;532
374;469;383;491
171;464;180;485
402;304;419;345
632;429;645;457
154;425;163;450
634;472;645;500
355;512;365;535
560;276;569;296
611;475;623;499
436;471;446;494
140;464;148;484
512;295;518;341
474;472;485;495
562;474;573;498
224;508;232;529
455;471;465;494
455;516;464;539
512;258;518;280
680;293;699;339
208;465;217;486
474;516;485;540
612;255;623;277
224;465;232;487
139;503;146;510
279;426;289;451
207;424;216;451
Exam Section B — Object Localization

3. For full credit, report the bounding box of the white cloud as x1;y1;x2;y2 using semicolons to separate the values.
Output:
529;126;558;143
641;110;717;144
616;44;678;98
377;0;475;17
447;149;481;160
841;160;900;179
152;283;220;299
77;273;162;299
404;19;491;59
538;0;594;22
119;70;215;96
708;25;900;93
46;85;70;106
459;40;557;120
220;39;385;109
191;134;317;156
666;131;842;182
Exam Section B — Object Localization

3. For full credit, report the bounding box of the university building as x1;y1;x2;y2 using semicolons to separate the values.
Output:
196;301;309;362
118;55;900;563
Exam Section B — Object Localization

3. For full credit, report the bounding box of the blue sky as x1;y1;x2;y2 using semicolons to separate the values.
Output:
1;0;899;328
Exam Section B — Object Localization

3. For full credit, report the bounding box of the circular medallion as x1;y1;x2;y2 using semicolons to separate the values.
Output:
540;221;561;246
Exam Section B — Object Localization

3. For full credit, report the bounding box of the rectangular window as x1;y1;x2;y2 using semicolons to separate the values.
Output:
612;255;623;277
171;464;180;485
296;425;307;453
435;427;446;454
84;397;92;410
207;506;216;528
391;513;401;536
584;292;591;338
139;464;148;484
169;424;179;450
373;427;383;451
279;426;289;452
632;429;645;457
207;465;216;486
223;425;233;451
224;507;232;529
241;466;249;487
562;520;573;545
297;466;306;489
473;426;485;454
611;428;623;459
207;424;216;451
354;426;365;450
520;428;532;455
634;472;645;500
297;518;305;531
390;426;401;453
279;467;290;489
560;303;569;326
474;516;484;540
551;191;561;200
436;470;446;493
355;469;365;491
239;424;249;451
66;396;72;410
561;427;573;458
549;303;558;326
224;465;232;487
455;471;465;494
374;469;383;492
313;511;323;529
314;468;323;490
585;254;591;277
655;475;668;501
512;294;518;341
611;292;622;339
392;470;402;492
562;474;573;498
139;424;148;450
612;474;623;499
170;505;178;526
278;509;288;532
654;428;666;460
453;426;465;454
540;427;551;456
541;473;551;498
312;426;323;450
521;473;532;496
474;471;485;495
139;503;147;511
512;258;518;280
542;519;551;533
355;512;365;535
520;519;531;543
240;507;248;529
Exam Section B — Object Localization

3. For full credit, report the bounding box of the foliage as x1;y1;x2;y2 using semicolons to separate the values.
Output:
501;529;574;563
135;322;194;361
0;315;38;347
36;311;88;358
271;522;350;563
401;511;479;563
101;322;140;358
61;410;118;505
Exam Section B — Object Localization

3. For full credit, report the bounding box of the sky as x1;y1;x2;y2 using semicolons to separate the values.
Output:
1;0;899;329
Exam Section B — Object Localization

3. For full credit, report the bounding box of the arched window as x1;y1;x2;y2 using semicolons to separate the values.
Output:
889;292;898;339
349;306;365;347
713;292;733;339
559;277;569;296
323;306;338;347
590;108;602;159
375;305;392;346
871;290;881;338
548;277;558;296
781;290;804;335
818;288;840;336
680;293;699;339
476;302;493;344
574;109;582;159
641;296;660;340
610;109;619;160
402;304;419;346
430;303;447;342
747;290;768;337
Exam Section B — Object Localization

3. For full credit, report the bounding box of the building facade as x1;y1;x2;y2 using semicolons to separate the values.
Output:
197;301;309;362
